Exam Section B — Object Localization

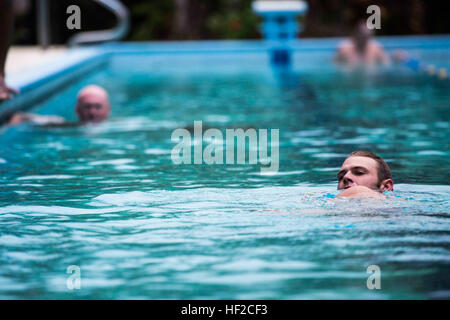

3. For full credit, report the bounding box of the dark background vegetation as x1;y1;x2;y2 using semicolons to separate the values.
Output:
13;0;450;45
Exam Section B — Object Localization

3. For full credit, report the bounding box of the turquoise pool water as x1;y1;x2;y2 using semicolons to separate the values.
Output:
0;47;449;299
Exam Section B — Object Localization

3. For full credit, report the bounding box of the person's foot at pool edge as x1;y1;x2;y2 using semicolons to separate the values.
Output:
337;151;393;199
0;74;18;101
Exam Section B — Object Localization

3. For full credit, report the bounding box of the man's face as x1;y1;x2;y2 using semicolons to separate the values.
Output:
337;156;380;190
76;93;110;123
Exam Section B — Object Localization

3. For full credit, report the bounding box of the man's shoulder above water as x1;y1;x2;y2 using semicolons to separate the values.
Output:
337;185;385;199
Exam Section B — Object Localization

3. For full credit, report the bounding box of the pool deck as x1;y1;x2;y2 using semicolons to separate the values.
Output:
6;46;68;75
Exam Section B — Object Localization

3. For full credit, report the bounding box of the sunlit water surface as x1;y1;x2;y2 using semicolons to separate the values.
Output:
0;50;449;299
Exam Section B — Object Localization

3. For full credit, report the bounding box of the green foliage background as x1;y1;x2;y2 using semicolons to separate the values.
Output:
12;0;450;45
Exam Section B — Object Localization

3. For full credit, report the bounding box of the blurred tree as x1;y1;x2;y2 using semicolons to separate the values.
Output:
203;0;259;39
9;0;450;44
126;0;174;40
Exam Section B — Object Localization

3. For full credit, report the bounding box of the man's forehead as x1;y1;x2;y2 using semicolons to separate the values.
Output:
78;94;107;103
340;156;378;170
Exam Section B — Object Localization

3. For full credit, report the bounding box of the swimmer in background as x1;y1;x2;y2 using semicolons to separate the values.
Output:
337;151;394;199
334;21;390;70
8;85;110;126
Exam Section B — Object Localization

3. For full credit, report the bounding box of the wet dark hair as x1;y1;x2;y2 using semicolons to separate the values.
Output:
348;151;392;185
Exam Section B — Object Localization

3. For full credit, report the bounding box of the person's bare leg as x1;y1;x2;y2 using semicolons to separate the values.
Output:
0;0;19;102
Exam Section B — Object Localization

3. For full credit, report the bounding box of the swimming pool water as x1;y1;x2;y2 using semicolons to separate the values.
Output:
0;48;449;299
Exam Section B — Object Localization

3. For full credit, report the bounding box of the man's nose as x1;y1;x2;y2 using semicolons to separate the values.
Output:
343;172;354;184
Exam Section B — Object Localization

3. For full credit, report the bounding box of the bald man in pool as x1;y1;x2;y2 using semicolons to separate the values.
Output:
8;85;111;126
337;151;394;198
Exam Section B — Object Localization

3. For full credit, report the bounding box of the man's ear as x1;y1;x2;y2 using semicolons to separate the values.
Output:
379;179;393;191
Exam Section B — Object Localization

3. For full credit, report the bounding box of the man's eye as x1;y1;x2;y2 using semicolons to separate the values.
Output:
354;170;365;175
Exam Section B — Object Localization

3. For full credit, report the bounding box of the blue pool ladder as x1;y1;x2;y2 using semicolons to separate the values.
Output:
252;0;308;67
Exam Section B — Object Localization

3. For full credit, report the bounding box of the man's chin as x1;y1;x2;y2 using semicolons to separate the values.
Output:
82;118;104;124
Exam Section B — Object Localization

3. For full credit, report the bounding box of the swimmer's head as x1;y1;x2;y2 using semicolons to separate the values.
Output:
337;151;393;192
75;85;110;123
352;21;374;51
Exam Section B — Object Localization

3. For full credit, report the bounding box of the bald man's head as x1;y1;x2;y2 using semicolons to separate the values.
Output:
75;85;110;123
